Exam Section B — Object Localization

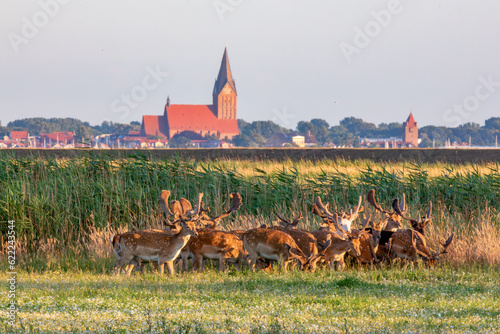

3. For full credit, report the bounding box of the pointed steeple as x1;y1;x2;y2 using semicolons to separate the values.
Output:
213;47;237;97
405;112;417;128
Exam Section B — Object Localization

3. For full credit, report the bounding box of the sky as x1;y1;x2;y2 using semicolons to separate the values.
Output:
1;0;499;129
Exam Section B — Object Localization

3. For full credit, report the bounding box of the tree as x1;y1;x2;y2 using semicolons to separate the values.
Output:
75;125;92;143
169;135;193;148
310;118;329;143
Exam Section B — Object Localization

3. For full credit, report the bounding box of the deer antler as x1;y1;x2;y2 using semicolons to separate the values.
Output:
359;214;371;232
367;189;392;214
207;193;242;222
186;193;204;217
158;190;175;220
276;212;303;230
314;196;336;220
346;196;363;222
411;231;430;260
434;233;454;259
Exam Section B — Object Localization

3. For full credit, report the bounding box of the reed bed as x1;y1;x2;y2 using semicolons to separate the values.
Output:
0;153;499;268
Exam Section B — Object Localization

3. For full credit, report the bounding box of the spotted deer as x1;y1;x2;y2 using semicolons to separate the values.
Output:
179;193;243;271
189;230;246;272
243;227;321;272
311;212;369;270
274;213;332;272
112;220;198;275
366;189;407;259
385;200;453;267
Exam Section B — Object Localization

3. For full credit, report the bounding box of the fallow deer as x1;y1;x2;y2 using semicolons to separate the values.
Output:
274;213;332;272
242;228;318;272
385;200;449;267
189;230;246;272
179;193;243;271
366;189;407;259
311;213;368;270
112;220;198;275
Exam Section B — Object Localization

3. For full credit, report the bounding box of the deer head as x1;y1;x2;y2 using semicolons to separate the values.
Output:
275;212;303;230
393;198;433;235
412;232;454;267
367;189;406;232
313;195;363;233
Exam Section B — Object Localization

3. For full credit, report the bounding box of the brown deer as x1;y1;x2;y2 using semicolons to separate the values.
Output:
242;228;319;272
179;193;242;271
274;213;332;272
385;200;452;267
112;220;198;275
366;189;407;258
311;213;368;270
189;230;246;272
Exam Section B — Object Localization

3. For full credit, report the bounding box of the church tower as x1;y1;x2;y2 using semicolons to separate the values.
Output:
403;112;419;148
212;47;237;120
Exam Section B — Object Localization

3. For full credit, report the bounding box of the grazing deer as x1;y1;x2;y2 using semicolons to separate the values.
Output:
112;220;198;275
189;230;246;271
274;213;332;272
243;228;319;272
179;193;242;271
385;200;452;267
313;195;363;234
366;189;407;259
311;213;368;270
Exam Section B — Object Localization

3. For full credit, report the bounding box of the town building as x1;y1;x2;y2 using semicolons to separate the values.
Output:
140;48;239;140
403;112;419;147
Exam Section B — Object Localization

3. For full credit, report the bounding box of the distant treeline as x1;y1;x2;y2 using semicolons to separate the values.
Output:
2;116;500;148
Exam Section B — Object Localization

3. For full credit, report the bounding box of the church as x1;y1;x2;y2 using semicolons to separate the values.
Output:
139;48;239;140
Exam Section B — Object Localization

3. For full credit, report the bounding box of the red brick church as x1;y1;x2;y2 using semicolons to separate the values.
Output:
140;48;239;140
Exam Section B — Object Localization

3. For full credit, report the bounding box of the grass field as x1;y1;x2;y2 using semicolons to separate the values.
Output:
1;266;499;333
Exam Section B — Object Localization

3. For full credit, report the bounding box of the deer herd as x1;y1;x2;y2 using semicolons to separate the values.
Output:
110;189;453;275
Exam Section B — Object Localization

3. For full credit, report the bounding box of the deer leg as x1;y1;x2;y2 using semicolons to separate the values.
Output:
219;254;227;272
114;255;134;276
194;254;204;272
181;250;190;271
165;261;175;275
246;251;259;272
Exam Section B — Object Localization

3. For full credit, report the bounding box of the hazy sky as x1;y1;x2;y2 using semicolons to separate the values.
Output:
1;0;499;129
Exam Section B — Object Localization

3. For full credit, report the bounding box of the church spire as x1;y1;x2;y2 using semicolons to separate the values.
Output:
213;47;237;97
212;47;238;120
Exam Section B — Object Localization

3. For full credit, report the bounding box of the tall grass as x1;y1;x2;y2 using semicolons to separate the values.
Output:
0;152;499;266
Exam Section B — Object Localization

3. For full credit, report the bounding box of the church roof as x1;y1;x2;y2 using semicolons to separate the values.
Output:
405;113;417;128
141;115;168;138
213;47;237;96
165;104;239;135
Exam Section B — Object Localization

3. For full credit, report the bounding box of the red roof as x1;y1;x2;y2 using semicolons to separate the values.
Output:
405;113;417;128
140;115;168;138
11;131;28;141
128;130;140;136
165;104;238;136
40;132;75;142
